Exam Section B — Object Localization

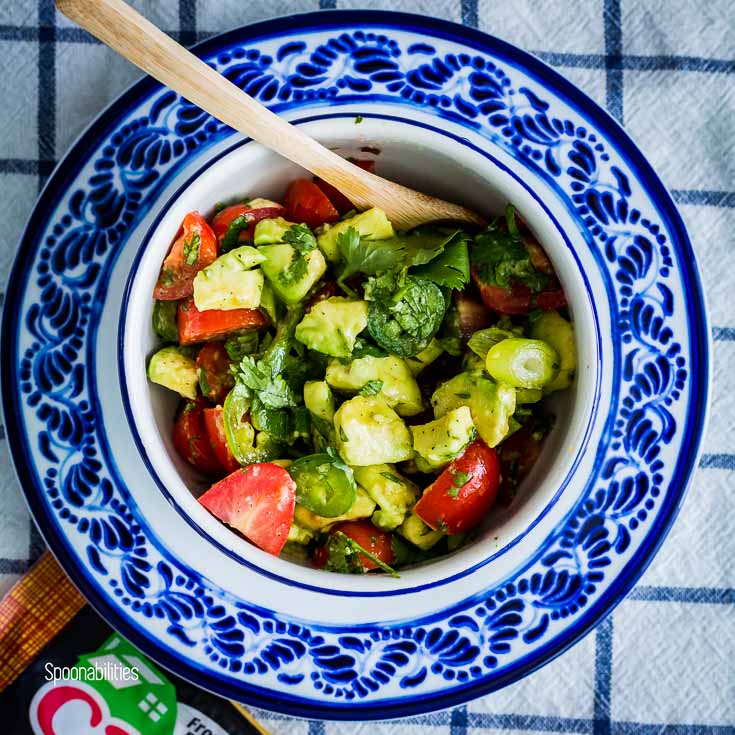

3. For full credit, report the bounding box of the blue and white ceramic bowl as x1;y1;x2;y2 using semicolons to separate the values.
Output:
1;11;709;719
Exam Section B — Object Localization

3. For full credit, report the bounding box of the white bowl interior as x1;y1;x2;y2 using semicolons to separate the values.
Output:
123;115;598;590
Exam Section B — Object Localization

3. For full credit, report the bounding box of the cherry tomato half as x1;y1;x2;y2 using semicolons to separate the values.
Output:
153;212;217;301
414;440;501;534
210;204;285;245
178;298;269;345
283;179;339;230
196;342;234;404
172;401;223;477
314;519;396;572
198;464;296;556
202;406;241;474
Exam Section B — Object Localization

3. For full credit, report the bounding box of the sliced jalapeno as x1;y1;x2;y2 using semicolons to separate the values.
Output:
290;453;356;518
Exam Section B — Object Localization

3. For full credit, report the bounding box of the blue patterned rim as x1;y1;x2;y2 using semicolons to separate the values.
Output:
1;11;709;719
117;110;603;597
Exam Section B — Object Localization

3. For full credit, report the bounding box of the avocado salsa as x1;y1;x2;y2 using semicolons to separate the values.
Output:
147;170;576;575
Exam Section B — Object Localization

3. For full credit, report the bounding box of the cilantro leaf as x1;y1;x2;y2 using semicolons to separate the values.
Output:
336;227;405;284
281;224;317;285
471;205;549;292
447;469;473;498
358;379;384;396
182;231;200;265
224;332;259;362
325;531;399;577
411;234;470;290
220;215;251;253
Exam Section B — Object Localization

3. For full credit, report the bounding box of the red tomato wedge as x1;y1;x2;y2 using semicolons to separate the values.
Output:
414;440;501;534
172;401;223;477
496;424;545;506
203;406;240;474
210;204;284;245
283;179;339;230
178;298;268;345
198;464;296;555
196;342;234;404
313;159;375;214
314;519;395;572
473;273;568;315
154;212;217;300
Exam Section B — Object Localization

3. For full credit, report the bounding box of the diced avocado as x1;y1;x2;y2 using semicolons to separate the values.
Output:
147;346;198;399
317;207;395;262
253;216;297;246
192;246;265;311
334;396;414;466
516;388;542;404
294;486;376;531
352;464;420;531
287;522;314;545
152;300;178;342
326;355;423;417
281;541;310;561
295;298;368;358
399;513;444;551
248;197;282;210
529;310;576;393
258;281;279;324
303;380;335;422
411;406;477;472
405;339;444;375
258;243;327;305
432;372;516;447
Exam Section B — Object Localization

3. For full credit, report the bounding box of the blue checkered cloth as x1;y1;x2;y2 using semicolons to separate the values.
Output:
1;0;733;730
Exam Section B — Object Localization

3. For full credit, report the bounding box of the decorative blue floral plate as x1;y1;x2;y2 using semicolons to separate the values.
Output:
1;11;709;719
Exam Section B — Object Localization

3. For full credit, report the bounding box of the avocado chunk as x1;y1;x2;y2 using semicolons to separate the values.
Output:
192;246;265;311
399;512;444;551
258;281;279;324
432;372;516;447
248;197;283;210
352;464;420;531
258;243;327;305
253;216;297;246
326;355;423;416
287;522;314;545
404;339;444;375
147;346;198;399
411;405;477;472
293;486;376;531
295;298;368;358
529;310;576;393
303;380;335;422
334;396;414;466
317;207;395;262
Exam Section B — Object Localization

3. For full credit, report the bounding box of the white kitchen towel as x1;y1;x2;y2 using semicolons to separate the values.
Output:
0;0;733;731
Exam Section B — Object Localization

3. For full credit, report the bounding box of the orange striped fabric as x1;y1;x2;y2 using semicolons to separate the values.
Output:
0;551;86;691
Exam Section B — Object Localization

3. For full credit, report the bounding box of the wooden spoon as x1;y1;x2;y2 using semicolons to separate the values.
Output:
55;0;485;231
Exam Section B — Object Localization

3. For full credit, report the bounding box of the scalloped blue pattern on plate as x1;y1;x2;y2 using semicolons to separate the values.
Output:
0;11;709;719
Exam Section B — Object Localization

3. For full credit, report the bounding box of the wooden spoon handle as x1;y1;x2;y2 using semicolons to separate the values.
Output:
56;0;485;230
55;0;364;189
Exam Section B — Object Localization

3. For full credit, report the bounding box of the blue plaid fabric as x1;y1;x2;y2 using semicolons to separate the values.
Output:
0;0;733;730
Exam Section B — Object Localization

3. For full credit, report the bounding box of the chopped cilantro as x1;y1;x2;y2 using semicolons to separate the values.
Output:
280;224;317;285
182;231;200;266
336;226;405;287
447;468;473;498
471;205;549;292
198;367;211;397
410;233;470;290
380;471;404;485
358;379;384;397
354;115;364;124
324;531;399;577
221;215;252;253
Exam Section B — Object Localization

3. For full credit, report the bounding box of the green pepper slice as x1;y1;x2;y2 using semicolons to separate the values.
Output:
290;453;357;518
